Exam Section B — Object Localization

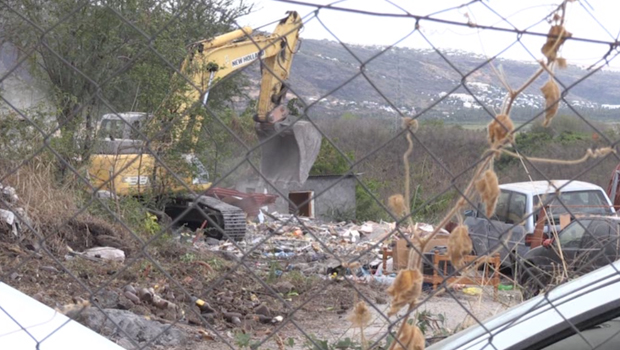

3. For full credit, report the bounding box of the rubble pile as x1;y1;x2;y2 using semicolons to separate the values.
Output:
197;211;450;285
199;213;383;266
1;195;455;349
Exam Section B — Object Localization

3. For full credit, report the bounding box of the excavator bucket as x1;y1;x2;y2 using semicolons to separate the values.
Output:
257;118;322;187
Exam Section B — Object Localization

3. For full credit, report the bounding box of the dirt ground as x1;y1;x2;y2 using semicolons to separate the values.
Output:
180;286;520;350
0;217;521;350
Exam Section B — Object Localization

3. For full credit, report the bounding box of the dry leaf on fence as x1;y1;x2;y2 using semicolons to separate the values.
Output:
391;320;425;350
541;25;572;61
487;114;514;146
386;269;423;317
389;194;407;218
348;300;372;327
541;80;560;127
557;57;567;69
402;117;419;132
448;225;473;268
475;169;500;217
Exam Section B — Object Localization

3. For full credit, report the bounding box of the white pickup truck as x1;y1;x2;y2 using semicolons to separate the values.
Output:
463;180;617;271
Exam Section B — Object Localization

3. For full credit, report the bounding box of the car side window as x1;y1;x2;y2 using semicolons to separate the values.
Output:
506;192;527;224
541;316;620;350
99;120;124;140
558;221;589;248
129;120;142;139
494;191;510;221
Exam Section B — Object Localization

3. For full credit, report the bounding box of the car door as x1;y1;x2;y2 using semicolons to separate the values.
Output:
487;190;525;263
543;219;590;271
576;219;611;274
606;222;620;265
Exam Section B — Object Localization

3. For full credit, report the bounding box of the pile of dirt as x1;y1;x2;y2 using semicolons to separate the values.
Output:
1;235;384;348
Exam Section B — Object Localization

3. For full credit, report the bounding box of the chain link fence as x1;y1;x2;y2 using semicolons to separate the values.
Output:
2;0;620;349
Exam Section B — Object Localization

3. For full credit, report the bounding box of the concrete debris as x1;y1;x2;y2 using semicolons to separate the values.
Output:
80;247;126;262
0;184;19;204
273;281;295;294
77;307;188;347
0;209;17;236
0;180;454;347
0;209;15;226
124;290;141;304
0;182;32;237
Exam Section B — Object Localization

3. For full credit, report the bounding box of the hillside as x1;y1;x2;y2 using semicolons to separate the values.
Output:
4;36;620;124
252;38;620;122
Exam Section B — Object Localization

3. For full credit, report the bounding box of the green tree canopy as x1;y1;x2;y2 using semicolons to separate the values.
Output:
1;0;252;165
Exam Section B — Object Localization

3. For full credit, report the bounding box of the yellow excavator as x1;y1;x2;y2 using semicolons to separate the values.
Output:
87;11;321;240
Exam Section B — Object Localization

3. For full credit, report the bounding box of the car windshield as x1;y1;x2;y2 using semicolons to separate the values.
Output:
534;190;610;218
98;119;125;140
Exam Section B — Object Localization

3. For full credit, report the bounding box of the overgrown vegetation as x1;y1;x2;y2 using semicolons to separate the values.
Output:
1;1;618;349
1;0;252;186
311;113;618;224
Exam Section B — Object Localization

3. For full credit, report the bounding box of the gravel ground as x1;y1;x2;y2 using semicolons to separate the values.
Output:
181;286;522;350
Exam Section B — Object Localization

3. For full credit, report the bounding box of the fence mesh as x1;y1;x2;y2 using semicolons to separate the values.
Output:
2;0;620;349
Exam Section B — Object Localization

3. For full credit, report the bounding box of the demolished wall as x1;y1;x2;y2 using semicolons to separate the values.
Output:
236;174;357;221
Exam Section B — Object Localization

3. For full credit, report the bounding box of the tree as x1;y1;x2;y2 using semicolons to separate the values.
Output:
310;140;353;176
1;0;252;175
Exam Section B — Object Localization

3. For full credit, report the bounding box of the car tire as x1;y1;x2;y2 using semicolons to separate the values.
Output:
520;265;550;300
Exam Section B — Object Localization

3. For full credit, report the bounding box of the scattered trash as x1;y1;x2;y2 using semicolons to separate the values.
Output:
198;329;215;341
498;284;514;291
193;297;215;314
372;275;397;286
462;287;482;296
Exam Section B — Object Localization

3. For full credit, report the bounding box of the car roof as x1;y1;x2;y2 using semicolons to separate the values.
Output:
426;259;620;350
100;112;149;122
569;214;620;223
499;180;605;196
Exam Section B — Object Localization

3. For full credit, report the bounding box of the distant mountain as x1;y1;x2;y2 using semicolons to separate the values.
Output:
4;35;620;124
250;38;620;122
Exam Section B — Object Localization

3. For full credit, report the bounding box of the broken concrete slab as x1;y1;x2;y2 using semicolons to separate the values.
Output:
77;308;188;347
82;247;126;262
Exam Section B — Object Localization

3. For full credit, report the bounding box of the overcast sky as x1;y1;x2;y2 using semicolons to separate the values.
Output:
236;0;620;69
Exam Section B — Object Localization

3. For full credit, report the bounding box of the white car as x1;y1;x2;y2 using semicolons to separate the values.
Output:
464;180;616;270
426;259;620;349
0;282;124;350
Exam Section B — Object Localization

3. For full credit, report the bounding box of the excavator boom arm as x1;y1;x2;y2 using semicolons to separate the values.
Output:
174;11;302;144
171;10;320;186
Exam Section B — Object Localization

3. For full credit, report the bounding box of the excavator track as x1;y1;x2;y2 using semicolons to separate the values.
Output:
196;196;247;241
163;195;247;241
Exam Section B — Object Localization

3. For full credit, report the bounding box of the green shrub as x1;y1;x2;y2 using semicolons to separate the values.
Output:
356;179;389;222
